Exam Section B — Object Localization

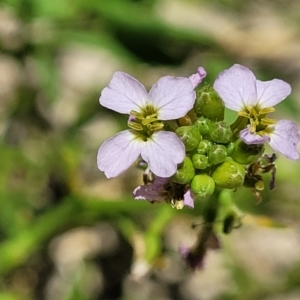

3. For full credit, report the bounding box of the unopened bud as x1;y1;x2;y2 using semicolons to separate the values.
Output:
192;154;208;169
209;121;232;144
194;84;225;121
230;140;264;165
208;144;227;165
211;160;245;189
191;174;215;198
193;117;211;137
197;139;212;155
172;157;195;184
178;115;192;126
176;126;202;151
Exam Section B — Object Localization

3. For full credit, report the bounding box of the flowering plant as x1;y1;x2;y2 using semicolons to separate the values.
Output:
97;64;299;269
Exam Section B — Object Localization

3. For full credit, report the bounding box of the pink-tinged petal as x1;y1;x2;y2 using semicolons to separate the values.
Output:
97;130;144;178
133;177;168;202
213;64;257;111
240;127;270;144
141;131;185;177
189;67;207;89
183;189;195;209
256;79;291;108
100;72;149;114
133;185;161;202
268;120;300;160
149;76;195;120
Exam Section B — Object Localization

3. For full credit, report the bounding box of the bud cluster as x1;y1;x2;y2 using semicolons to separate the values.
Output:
171;84;247;199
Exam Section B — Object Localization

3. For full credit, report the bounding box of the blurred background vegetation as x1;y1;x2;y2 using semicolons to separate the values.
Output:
1;0;300;299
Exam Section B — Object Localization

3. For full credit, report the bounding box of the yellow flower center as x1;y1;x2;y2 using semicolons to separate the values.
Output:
127;103;164;136
238;105;277;134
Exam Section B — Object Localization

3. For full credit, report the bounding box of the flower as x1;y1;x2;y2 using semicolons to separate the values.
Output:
98;69;206;178
213;64;299;160
133;176;195;209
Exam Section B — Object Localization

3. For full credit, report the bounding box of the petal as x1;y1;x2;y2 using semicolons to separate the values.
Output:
256;79;291;108
183;189;195;209
268;120;299;160
240;127;270;144
189;67;207;89
133;177;169;202
141;131;185;177
133;185;160;202
213;64;258;111
100;71;149;114
149;76;195;120
97;130;143;178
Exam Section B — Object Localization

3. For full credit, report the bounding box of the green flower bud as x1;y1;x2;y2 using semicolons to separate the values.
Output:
172;156;195;184
194;84;225;121
193;117;211;137
197;139;212;155
208;144;227;165
230;140;265;165
209;121;232;144
191;174;215;198
175;126;202;151
192;154;208;169
211;160;245;189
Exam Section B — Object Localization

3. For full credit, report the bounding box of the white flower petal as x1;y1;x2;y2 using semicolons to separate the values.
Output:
141;131;185;177
133;177;168;202
97;130;144;178
189;67;207;89
240;127;270;144
213;64;258;111
268;120;299;160
149;76;195;120
183;189;194;209
256;79;291;108
100;72;149;114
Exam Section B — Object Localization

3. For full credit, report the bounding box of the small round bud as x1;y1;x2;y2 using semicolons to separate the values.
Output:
192;154;208;169
197;139;212;155
191;174;215;198
172;156;195;184
230;140;265;165
178;115;192;126
194;84;225;121
209;121;232;144
211;160;245;189
176;126;202;151
208;144;227;165
193;117;211;137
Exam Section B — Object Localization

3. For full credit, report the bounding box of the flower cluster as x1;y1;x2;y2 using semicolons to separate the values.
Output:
97;64;299;269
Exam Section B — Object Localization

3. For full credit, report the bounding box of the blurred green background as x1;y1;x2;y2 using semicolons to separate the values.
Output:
1;0;300;299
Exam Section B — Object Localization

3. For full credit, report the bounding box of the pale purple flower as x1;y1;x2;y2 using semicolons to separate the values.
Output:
98;71;200;178
213;64;291;111
133;176;195;209
214;64;299;160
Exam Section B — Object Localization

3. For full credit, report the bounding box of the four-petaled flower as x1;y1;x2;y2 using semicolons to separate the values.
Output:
214;64;299;160
98;69;206;178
